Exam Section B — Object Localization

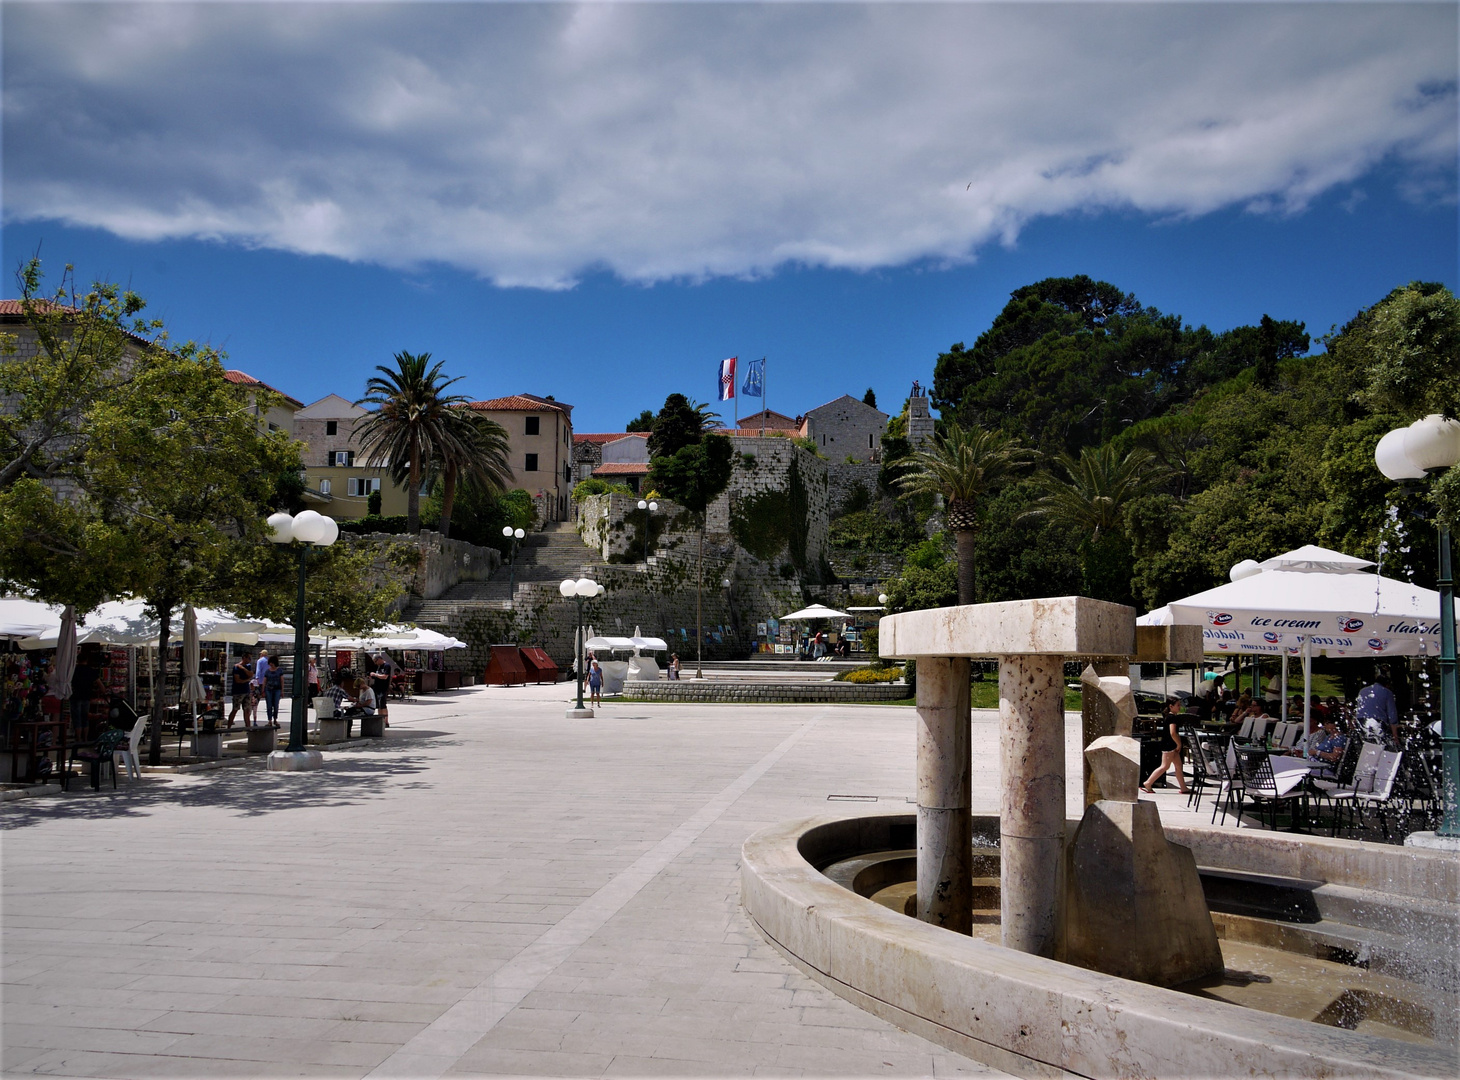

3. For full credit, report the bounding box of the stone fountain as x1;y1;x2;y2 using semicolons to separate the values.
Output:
740;597;1458;1078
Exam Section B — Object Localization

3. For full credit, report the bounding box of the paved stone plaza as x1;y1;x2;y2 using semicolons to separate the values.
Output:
1;686;1210;1079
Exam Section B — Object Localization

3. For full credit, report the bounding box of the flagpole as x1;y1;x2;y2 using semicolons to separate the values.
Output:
762;357;767;440
734;357;739;429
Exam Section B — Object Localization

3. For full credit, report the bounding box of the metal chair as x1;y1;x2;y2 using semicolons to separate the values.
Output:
1308;737;1367;836
1233;746;1305;831
1356;750;1404;840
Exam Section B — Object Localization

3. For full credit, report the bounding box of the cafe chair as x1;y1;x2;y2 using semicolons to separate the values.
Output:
1233;747;1304;831
114;714;149;782
68;727;131;791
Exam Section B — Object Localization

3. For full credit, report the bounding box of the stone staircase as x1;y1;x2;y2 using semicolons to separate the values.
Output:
414;522;610;621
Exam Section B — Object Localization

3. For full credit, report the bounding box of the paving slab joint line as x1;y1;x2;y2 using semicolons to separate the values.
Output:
365;711;826;1080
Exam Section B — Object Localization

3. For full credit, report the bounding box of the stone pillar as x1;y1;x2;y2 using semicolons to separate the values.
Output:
999;654;1066;956
916;656;972;935
1080;656;1127;807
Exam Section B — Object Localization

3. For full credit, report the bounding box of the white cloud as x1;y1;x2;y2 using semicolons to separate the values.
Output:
4;2;1454;288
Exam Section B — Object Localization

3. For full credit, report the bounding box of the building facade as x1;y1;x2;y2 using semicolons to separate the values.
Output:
292;394;417;519
466;394;575;522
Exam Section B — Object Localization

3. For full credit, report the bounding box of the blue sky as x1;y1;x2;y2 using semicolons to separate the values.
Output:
4;3;1456;433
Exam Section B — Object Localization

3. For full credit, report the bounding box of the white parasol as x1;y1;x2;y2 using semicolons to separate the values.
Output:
178;605;206;705
780;604;851;620
20;599;267;648
48;605;77;702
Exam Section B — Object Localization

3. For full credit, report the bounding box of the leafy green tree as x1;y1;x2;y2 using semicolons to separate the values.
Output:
0;260;161;491
649;433;733;675
895;423;1034;604
971;485;1082;603
355;351;469;533
626;409;656;433
932;275;1308;456
647;394;701;457
1021;445;1165;603
1349;282;1460;530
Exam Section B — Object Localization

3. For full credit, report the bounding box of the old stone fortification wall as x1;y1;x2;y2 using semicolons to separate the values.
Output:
825;461;879;516
436;553;750;672
348;530;500;614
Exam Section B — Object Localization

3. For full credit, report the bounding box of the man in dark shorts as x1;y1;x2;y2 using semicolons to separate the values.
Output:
227;651;254;729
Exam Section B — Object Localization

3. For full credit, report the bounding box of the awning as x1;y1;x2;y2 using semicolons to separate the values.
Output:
780;604;850;620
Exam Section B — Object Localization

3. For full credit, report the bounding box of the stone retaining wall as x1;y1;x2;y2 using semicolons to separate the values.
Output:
624;682;906;704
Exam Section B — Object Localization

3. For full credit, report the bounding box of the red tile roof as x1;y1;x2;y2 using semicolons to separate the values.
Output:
467;394;573;414
593;462;651;476
574;432;629;446
0;299;69;316
726;428;799;438
223;369;304;409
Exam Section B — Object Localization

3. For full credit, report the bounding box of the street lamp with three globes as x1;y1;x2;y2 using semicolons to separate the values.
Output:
266;509;339;754
560;576;604;716
1374;413;1460;838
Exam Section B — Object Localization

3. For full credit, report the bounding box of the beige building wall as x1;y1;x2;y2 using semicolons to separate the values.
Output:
467;395;575;522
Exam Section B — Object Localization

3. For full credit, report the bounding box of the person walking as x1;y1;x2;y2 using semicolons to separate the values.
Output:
227;651;254;729
307;657;320;699
668;654;680;680
1141;699;1189;795
262;655;284;728
587;658;603;705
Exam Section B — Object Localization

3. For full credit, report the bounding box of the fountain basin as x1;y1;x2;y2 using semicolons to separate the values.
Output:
741;811;1457;1079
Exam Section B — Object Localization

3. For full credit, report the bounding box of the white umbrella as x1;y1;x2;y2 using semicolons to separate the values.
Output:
178;605;206;705
0;597;62;641
48;605;77;702
21;599;267;647
780;604;851;620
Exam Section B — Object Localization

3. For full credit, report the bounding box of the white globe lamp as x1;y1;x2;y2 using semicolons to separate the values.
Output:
267;512;295;544
291;510;328;544
1374;428;1426;481
1403;414;1460;472
559;578;576;598
1229;559;1262;582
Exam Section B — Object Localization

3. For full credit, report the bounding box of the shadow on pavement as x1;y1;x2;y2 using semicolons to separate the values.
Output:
0;748;442;830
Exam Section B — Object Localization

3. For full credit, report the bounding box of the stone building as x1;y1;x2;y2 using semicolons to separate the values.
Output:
571;433;621;482
799;395;889;462
465;394;575;522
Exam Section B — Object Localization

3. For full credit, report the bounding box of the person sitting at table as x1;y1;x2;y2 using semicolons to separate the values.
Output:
1304;718;1347;766
1229;691;1256;724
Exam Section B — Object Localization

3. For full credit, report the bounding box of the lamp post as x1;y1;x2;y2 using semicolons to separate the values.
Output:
637;499;658;570
265;509;338;763
502;526;525;605
561;576;603;718
1375;414;1460;839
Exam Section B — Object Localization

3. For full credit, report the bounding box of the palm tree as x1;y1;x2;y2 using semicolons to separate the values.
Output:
897;423;1035;604
355;351;469;533
436;411;513;539
1022;444;1166;538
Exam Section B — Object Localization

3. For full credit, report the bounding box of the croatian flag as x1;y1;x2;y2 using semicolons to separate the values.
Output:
741;357;764;398
718;356;737;401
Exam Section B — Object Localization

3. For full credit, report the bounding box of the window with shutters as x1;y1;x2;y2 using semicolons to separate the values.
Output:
320;479;332;496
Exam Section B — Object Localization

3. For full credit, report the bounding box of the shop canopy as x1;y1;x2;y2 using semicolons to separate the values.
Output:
780;604;850;620
1139;544;1449;658
16;599;268;649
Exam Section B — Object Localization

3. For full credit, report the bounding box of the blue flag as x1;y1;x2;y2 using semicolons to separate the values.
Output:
741;357;764;398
